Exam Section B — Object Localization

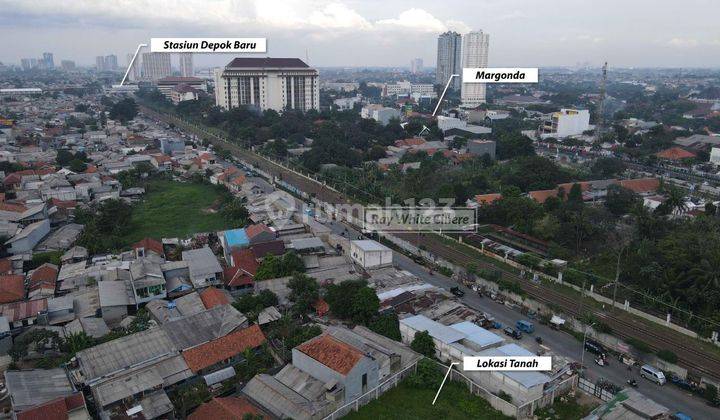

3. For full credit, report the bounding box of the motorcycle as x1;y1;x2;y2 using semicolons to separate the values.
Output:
595;356;606;367
535;336;543;344
627;378;638;388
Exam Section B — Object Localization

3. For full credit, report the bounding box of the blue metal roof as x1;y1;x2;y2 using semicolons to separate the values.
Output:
224;228;249;248
449;321;504;349
401;315;465;344
478;343;550;389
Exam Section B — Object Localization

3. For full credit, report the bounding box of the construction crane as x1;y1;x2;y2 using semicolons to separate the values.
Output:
594;62;608;141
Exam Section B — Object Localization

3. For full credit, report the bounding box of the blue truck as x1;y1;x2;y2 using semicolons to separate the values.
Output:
516;320;535;334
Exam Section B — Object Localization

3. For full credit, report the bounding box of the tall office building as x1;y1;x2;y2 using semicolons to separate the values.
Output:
410;58;423;74
436;31;462;90
42;52;54;69
95;56;106;71
214;57;319;112
180;53;194;77
461;30;490;107
141;52;171;81
105;54;118;71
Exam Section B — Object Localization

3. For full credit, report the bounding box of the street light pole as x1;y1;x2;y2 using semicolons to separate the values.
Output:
580;322;596;374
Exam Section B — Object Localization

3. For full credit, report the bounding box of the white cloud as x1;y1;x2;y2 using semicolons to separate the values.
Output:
667;37;699;47
375;8;448;32
308;3;371;30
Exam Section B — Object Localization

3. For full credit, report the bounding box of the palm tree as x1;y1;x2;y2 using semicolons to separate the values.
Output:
661;187;689;216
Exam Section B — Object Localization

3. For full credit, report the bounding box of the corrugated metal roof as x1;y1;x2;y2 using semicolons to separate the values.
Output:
477;343;550;389
449;321;504;349
400;315;465;344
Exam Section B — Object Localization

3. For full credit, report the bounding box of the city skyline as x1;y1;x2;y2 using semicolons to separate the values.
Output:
1;0;720;68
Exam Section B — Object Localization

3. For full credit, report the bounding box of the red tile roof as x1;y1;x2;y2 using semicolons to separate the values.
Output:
0;202;28;213
245;223;273;240
528;189;559;204
200;287;231;309
29;263;58;291
16;393;85;420
656;147;696;160
474;193;502;205
132;237;164;256
618;177;660;194
50;198;77;209
189;397;262;420
296;334;363;375
0;274;25;303
223;266;254;288
231;249;259;275
0;258;12;275
182;324;266;372
313;298;329;317
394;138;426;147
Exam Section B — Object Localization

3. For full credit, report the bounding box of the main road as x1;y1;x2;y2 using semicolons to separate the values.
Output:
141;105;718;418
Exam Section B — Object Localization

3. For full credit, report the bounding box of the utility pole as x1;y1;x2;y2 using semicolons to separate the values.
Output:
594;62;608;142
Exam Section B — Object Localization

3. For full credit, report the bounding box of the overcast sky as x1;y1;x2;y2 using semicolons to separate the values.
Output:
2;0;719;69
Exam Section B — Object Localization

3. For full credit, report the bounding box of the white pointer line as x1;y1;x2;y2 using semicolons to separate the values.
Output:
432;74;459;116
121;43;148;86
432;362;459;405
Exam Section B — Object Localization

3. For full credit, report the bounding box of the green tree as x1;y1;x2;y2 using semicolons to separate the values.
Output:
69;158;87;173
411;330;436;357
288;273;319;315
605;185;640;215
108;98;138;123
351;287;380;325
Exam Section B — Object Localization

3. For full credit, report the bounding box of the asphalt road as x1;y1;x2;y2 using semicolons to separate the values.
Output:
146;109;716;419
321;218;715;419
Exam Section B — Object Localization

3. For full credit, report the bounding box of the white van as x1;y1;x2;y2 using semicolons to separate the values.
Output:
640;364;666;385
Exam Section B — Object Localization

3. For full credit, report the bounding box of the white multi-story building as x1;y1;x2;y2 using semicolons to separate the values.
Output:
214;57;319;112
539;109;591;138
180;53;194;77
461;30;490;107
384;81;436;98
361;104;401;125
141;52;171;81
436;31;462;90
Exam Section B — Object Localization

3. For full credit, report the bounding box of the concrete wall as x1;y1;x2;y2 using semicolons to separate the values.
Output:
291;348;379;402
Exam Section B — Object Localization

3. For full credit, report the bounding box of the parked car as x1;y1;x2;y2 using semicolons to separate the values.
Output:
450;287;465;297
640;364;666;385
584;339;605;355
516;320;535;334
503;327;522;339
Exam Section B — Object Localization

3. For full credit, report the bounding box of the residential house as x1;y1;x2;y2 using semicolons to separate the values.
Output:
181;324;266;377
129;258;167;304
4;218;51;255
5;369;77;413
27;262;58;300
183;247;223;289
0;274;25;304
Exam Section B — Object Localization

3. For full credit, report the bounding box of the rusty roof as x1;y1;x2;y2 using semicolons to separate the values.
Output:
296;334;363;375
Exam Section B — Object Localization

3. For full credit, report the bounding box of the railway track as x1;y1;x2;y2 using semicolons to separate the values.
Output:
141;105;720;380
403;231;720;379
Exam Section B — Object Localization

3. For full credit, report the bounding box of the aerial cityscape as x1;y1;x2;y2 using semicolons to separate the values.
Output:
0;1;719;419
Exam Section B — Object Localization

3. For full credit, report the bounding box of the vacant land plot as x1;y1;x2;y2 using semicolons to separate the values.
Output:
122;179;231;243
344;380;511;420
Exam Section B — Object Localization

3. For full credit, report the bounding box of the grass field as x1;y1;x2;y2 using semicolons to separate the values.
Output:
121;179;232;244
343;381;511;420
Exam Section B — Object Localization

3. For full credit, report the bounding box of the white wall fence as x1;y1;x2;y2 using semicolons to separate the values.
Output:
322;359;419;420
